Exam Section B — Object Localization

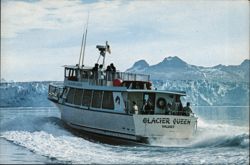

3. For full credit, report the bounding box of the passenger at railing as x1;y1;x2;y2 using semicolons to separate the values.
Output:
132;101;139;114
165;103;172;115
98;64;104;85
92;63;99;72
171;102;178;115
178;102;183;115
106;65;112;71
110;63;116;80
143;99;154;114
110;63;116;72
92;63;99;80
106;65;112;81
183;102;192;116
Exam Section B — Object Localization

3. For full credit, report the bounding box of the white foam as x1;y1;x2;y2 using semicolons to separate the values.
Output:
1;131;153;164
149;118;249;148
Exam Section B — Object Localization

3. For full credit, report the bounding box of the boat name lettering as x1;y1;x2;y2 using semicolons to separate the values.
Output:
162;125;174;128
143;118;191;125
143;118;170;124
173;118;191;125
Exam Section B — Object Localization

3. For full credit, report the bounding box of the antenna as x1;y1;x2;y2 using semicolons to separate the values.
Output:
81;12;89;68
78;30;85;67
78;12;89;68
96;41;111;68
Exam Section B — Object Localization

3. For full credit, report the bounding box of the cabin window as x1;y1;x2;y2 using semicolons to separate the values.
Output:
102;91;114;110
82;89;92;107
66;88;75;104
65;68;69;78
49;85;56;93
74;88;83;105
91;90;103;108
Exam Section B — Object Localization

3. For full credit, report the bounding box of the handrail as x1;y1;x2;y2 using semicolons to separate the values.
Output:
65;69;150;86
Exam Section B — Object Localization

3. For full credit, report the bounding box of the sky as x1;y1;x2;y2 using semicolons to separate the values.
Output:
1;0;249;82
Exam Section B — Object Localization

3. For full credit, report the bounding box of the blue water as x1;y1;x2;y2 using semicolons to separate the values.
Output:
0;106;249;164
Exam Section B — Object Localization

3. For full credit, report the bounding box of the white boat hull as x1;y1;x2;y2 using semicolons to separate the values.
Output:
55;103;197;143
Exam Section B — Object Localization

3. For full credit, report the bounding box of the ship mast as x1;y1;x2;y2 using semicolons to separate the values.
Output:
78;29;85;67
78;13;89;68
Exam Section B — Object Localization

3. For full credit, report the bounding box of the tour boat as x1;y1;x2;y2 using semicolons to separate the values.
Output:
48;27;198;143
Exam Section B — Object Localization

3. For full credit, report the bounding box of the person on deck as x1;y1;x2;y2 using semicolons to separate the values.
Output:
110;63;116;79
106;65;112;81
98;64;104;85
132;101;139;114
92;63;99;72
92;63;99;80
143;100;154;114
183;102;192;116
110;63;116;72
106;65;111;71
165;103;172;115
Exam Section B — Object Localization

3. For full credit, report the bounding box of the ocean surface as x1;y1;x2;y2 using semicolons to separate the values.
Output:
0;106;249;164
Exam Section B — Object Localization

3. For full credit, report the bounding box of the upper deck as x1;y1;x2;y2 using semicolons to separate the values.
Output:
64;65;152;89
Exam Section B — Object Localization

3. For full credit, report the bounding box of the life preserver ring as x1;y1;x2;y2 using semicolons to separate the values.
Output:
157;97;166;109
113;79;123;86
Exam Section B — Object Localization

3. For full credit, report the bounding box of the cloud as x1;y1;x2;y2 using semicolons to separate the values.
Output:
1;0;89;38
1;0;249;81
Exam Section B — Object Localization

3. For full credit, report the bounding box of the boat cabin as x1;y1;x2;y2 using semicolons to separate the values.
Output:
49;82;188;116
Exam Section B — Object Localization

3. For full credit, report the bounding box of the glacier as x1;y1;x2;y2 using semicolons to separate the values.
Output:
153;79;249;106
0;57;249;107
0;80;249;107
0;81;55;107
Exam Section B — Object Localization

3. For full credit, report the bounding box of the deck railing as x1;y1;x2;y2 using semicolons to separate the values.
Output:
65;70;150;86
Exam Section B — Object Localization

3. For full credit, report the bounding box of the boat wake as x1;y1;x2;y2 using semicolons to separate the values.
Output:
149;118;249;148
1;115;249;164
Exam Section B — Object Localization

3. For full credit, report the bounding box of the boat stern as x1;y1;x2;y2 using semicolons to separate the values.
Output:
133;114;197;139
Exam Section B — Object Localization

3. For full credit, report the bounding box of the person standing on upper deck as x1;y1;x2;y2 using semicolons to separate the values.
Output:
92;63;99;82
110;63;116;72
106;65;112;81
110;63;116;80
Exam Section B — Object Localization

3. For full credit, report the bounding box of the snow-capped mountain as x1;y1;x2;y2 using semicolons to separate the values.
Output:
126;56;249;106
126;56;250;82
129;60;150;72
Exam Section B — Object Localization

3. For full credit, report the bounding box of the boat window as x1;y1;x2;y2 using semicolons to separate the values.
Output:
74;88;83;105
92;90;103;108
65;68;69;78
66;88;75;104
82;89;92;107
102;91;114;110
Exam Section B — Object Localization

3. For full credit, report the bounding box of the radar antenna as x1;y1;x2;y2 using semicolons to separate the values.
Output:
96;41;111;69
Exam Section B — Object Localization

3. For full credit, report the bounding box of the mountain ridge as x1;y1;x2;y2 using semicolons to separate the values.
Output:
126;56;250;82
